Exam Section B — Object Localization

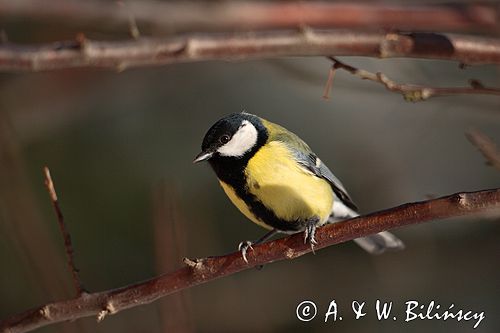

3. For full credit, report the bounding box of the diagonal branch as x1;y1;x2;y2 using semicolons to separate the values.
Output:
325;56;500;101
1;0;499;34
1;188;499;333
466;129;500;170
1;31;500;72
43;167;85;296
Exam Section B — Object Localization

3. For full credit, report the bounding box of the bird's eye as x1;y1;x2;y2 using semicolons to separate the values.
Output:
220;135;230;144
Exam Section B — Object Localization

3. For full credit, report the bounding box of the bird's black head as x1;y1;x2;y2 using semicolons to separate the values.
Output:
194;113;268;165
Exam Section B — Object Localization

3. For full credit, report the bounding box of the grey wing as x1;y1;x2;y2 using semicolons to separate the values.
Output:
294;150;358;211
272;130;358;211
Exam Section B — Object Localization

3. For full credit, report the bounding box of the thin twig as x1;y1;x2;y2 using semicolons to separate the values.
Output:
1;188;499;333
0;0;498;34
326;56;500;102
116;1;140;40
43;167;84;296
466;129;500;171
0;116;77;304
322;66;336;100
1;31;500;72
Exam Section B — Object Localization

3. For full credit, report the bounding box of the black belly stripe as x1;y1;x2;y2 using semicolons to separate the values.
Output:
240;188;304;232
209;155;303;232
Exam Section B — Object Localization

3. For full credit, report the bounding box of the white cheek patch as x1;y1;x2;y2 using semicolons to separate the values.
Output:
217;120;258;157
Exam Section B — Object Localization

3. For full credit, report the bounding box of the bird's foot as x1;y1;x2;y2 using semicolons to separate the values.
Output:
304;218;319;253
237;229;279;264
238;240;254;263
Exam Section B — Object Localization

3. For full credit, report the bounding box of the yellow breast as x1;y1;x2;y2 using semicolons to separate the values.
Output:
219;180;273;230
245;141;334;224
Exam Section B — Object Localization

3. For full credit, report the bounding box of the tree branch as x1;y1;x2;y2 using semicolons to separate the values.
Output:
1;31;500;72
325;57;500;101
43;167;84;296
466;130;500;170
1;188;499;333
1;0;499;34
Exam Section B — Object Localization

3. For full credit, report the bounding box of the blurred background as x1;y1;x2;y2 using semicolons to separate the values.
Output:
0;1;499;333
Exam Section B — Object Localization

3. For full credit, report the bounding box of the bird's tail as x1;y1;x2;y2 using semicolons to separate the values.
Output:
328;203;405;254
353;231;405;254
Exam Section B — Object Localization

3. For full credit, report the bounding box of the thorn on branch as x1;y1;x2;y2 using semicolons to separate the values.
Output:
43;166;85;296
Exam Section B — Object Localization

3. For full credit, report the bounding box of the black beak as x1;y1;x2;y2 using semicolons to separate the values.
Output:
193;151;213;163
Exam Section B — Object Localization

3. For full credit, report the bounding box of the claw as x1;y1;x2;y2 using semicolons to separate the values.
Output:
304;219;318;253
238;240;254;263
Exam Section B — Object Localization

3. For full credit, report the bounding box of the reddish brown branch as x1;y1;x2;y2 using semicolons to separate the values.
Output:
0;1;498;34
1;188;499;333
326;56;500;101
43;167;84;296
466;130;500;170
0;31;500;72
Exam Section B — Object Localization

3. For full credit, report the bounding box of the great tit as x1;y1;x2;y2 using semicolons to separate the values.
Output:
194;112;404;262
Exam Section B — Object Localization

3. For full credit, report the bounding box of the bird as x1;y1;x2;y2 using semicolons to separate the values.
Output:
194;112;404;262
